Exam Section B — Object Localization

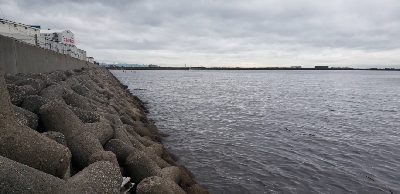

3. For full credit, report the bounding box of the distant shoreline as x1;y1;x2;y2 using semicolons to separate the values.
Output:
106;66;400;71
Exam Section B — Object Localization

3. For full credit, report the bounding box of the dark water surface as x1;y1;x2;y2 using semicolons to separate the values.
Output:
112;70;400;194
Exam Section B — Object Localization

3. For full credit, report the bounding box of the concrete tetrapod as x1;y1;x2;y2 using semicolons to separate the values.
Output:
0;155;122;194
39;100;117;170
63;92;95;112
0;155;64;193
104;139;140;165
13;104;39;130
85;122;114;145
68;106;100;123
105;139;170;169
65;160;122;193
0;71;71;178
187;184;210;194
125;151;182;184
105;139;180;184
136;176;186;194
21;95;50;114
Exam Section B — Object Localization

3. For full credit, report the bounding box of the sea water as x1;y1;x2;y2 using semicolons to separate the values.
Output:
112;70;400;194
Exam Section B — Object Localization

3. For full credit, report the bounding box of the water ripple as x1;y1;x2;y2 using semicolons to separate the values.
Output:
113;70;400;194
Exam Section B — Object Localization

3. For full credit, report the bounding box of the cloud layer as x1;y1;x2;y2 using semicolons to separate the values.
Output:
1;0;400;67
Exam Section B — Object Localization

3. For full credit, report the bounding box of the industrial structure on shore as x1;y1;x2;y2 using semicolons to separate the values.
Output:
0;19;94;63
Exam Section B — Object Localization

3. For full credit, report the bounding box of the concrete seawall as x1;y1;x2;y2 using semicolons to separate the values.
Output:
0;34;97;74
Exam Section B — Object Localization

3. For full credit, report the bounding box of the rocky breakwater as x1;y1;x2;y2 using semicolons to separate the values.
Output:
0;67;208;194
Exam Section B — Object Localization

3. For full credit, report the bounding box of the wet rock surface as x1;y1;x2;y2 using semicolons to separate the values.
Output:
0;67;208;194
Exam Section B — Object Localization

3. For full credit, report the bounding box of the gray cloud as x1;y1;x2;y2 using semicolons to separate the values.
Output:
1;0;399;67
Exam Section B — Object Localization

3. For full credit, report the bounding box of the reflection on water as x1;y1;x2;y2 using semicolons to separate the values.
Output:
113;70;400;194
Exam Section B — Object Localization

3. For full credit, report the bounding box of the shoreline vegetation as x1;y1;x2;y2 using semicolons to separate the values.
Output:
0;67;208;194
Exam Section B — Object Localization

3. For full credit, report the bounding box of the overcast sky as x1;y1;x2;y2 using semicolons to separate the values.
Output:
1;0;400;67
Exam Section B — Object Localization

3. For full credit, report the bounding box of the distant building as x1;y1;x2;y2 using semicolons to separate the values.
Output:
0;19;40;36
315;66;329;69
40;29;75;45
1;19;87;61
78;48;87;61
149;64;159;68
290;66;302;68
0;19;40;45
39;29;87;61
87;57;94;63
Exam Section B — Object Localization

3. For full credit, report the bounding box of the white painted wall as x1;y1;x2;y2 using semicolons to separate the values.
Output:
60;30;74;45
40;30;74;45
0;19;40;37
87;57;94;63
37;36;86;60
